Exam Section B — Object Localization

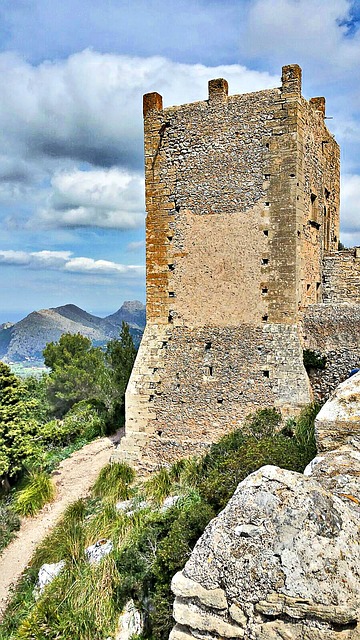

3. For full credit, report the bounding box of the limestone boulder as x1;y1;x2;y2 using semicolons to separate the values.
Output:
315;371;360;451
170;465;360;640
304;437;360;514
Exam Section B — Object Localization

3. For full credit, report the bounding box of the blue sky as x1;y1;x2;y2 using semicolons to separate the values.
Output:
0;0;359;321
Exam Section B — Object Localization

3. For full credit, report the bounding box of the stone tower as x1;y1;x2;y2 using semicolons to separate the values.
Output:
116;64;340;472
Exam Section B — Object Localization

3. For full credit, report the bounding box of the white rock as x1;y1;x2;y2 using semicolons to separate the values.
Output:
315;371;360;451
35;561;65;596
116;599;143;640
161;495;180;512
85;539;113;564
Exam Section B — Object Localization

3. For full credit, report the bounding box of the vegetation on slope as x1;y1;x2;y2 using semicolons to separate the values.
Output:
0;406;318;640
0;323;136;534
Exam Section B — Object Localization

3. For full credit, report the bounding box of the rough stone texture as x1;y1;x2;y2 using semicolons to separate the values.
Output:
116;599;143;640
304;438;360;514
117;64;346;470
170;465;360;640
302;303;360;402
323;250;360;303
314;371;360;451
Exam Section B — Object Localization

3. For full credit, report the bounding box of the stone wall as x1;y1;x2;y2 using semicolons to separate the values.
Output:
302;303;360;401
115;323;310;472
323;249;360;303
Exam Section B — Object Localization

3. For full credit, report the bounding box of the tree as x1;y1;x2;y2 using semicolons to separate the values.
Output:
43;334;106;417
103;322;137;426
0;362;41;487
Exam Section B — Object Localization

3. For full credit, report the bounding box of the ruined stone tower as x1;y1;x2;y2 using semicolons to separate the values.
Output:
116;64;340;471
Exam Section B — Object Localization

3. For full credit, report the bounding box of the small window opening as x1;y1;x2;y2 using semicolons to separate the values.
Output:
157;430;163;437
262;287;268;294
263;229;269;237
217;397;223;404
262;314;269;322
264;174;270;180
162;341;168;348
205;341;211;351
324;206;327;217
175;205;180;212
168;313;173;323
149;395;154;402
204;365;213;376
265;202;270;207
325;188;330;200
168;263;175;271
297;230;301;237
169;291;175;298
265;142;270;149
153;367;158;373
306;284;311;291
263;370;270;378
311;193;317;204
167;235;173;242
289;173;295;178
316;282;321;290
261;258;269;265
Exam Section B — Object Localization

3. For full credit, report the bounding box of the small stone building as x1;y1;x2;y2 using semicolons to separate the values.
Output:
115;64;360;471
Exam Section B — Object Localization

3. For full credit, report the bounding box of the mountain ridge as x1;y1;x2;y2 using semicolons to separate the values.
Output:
0;301;146;363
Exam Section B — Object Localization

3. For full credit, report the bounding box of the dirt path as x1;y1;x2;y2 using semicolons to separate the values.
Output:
0;430;123;620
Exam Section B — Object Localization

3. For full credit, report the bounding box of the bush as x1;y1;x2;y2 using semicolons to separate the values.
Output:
14;471;55;517
303;349;326;371
0;502;21;552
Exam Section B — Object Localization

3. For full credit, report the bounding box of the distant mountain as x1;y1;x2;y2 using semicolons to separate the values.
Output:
0;301;146;363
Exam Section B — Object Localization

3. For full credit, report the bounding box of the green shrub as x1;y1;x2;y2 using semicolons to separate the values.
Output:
0;502;20;552
303;349;326;371
144;467;172;505
14;472;55;517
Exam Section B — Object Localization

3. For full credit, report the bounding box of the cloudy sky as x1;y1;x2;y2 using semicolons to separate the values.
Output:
0;0;359;321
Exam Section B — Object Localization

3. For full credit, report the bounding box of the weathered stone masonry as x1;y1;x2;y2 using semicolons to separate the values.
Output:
115;64;359;471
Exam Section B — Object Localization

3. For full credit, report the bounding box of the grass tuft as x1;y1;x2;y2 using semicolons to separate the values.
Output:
92;462;135;504
14;472;55;517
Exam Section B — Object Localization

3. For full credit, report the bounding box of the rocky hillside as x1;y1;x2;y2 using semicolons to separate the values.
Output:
0;301;146;363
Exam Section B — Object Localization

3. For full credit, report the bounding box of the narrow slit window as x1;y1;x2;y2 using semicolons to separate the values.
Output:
205;341;211;351
306;284;311;291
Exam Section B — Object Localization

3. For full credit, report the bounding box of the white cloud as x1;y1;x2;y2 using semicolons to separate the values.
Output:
37;167;145;229
241;0;360;80
341;174;360;234
0;249;144;276
126;240;145;252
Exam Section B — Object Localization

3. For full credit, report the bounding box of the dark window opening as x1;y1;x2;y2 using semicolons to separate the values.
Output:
264;174;270;180
265;202;270;207
168;313;173;323
297;230;301;237
149;395;154;402
175;205;180;212
153;367;158;373
263;370;270;378
262;287;268;294
324;206;327;217
262;314;269;322
217;397;223;404
265;142;270;149
169;291;175;298
261;258;269;265
162;341;168;348
289;173;295;178
316;282;321;290
168;263;175;271
325;188;330;200
204;365;213;376
205;341;211;350
263;229;269;236
306;284;311;291
167;235;173;242
157;430;163;436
